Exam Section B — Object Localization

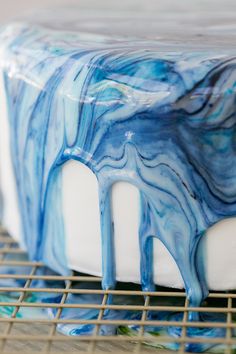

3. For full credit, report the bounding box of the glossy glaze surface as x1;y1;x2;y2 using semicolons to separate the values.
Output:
0;16;236;351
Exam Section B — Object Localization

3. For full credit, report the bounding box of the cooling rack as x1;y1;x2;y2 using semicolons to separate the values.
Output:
0;225;235;354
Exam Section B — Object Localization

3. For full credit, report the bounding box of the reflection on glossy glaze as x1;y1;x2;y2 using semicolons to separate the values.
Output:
0;22;236;351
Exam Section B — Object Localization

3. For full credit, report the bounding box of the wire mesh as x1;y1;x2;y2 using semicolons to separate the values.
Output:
0;225;235;354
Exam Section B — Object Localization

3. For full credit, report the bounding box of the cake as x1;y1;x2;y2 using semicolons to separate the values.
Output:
0;2;235;345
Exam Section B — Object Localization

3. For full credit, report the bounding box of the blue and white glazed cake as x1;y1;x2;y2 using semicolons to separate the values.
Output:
0;2;235;351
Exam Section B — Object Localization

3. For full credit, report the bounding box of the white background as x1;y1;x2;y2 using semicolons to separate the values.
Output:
0;0;236;23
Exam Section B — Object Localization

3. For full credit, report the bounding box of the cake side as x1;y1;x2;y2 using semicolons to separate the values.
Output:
0;21;236;303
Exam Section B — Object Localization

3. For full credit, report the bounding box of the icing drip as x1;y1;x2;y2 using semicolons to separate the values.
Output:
0;252;232;353
0;22;236;351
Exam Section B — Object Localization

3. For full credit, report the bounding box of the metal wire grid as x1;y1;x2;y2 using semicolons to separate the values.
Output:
0;225;235;354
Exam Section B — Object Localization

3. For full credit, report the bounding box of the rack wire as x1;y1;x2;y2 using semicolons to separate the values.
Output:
0;225;235;354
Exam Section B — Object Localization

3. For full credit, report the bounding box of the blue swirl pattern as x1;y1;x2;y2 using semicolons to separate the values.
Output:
0;22;236;350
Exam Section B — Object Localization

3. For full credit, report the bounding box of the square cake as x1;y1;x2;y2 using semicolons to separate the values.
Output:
0;2;235;332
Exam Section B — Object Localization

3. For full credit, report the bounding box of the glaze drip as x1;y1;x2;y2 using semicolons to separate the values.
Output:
0;22;236;351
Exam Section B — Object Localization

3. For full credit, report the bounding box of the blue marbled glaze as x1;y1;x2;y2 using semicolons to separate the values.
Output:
0;22;236;351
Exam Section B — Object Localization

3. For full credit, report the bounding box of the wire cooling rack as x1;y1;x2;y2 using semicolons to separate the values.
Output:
0;225;235;354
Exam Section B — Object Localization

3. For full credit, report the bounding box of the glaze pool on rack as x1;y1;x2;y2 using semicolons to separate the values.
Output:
0;5;236;350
